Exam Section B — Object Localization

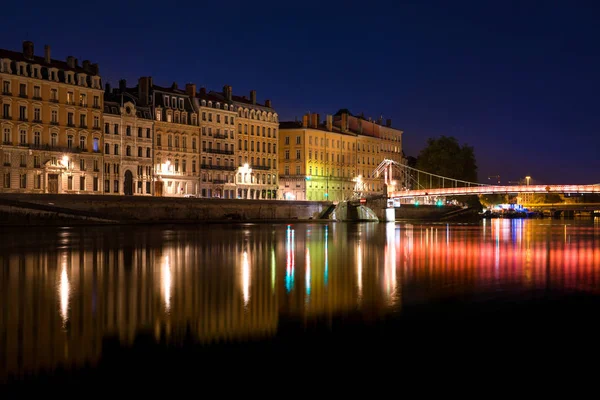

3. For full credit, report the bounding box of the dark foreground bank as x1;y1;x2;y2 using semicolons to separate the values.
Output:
4;290;600;388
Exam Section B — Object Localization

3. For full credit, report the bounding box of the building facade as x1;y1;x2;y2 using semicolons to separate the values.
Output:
103;81;154;195
136;77;200;197
196;86;237;199
232;90;279;199
279;111;403;202
0;41;103;194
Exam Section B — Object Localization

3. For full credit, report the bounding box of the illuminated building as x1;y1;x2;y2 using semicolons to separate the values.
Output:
102;80;154;195
136;77;200;196
0;41;103;193
278;110;403;201
231;89;279;199
195;86;238;198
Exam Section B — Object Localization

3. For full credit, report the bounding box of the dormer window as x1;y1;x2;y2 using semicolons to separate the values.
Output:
201;100;206;106
1;60;10;73
167;111;172;122
156;109;162;121
224;104;228;110
179;99;184;109
164;96;169;107
182;113;187;124
171;97;176;108
78;74;87;86
208;101;212;108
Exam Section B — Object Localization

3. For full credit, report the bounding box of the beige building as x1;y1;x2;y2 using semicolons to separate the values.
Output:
136;77;200;197
232;89;279;199
0;41;104;194
279;110;403;202
196;86;237;198
103;80;154;195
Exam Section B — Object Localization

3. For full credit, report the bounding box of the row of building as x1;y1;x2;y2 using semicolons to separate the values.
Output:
0;41;403;201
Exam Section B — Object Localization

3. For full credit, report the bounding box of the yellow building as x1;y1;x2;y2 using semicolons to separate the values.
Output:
232;89;279;199
279;111;403;202
103;80;154;195
0;41;104;193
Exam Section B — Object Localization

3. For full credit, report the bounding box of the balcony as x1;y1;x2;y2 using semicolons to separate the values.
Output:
67;123;76;127
2;91;11;96
92;104;101;109
252;165;271;171
201;164;236;171
79;102;87;107
203;148;234;155
3;162;10;166
18;142;28;147
32;96;42;101
19;93;28;99
2;115;11;120
19;117;28;122
213;133;228;140
66;101;76;106
20;163;27;167
212;179;229;185
50;99;59;103
50;121;59;126
33;119;42;123
79;124;88;129
28;143;82;154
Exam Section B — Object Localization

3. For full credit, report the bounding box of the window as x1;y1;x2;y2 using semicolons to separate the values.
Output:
20;174;26;188
80;136;86;150
19;106;27;121
179;99;183;109
146;148;150;158
296;136;301;145
182;159;186;172
285;150;289;160
157;134;162;146
20;154;26;167
113;124;119;135
296;166;301;175
94;159;99;172
19;83;26;97
192;138;197;150
126;146;131;156
146;128;151;138
114;180;119;193
67;92;74;104
182;136;187;149
80;94;87;106
104;180;110;192
34;174;41;189
2;81;10;94
93;177;98;191
80;158;86;171
208;113;212;122
285;136;290;145
296;150;301;159
67;135;73;149
192;160;196;173
94;116;99;129
34;108;41;121
68;176;73;190
93;138;99;152
156;110;162;121
51;88;58;101
285;166;289;175
3;173;10;188
33;132;40;147
2;104;10;118
175;159;179;172
138;147;142;157
93;96;99;108
114;144;119;155
19;130;26;145
175;136;179;148
51;133;57;147
168;135;172;147
67;112;74;126
79;176;85;191
251;141;254;151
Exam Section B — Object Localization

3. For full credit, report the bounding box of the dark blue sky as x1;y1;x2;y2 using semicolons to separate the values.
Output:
2;0;599;184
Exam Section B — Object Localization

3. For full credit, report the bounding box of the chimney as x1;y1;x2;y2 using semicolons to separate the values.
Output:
44;45;51;63
199;87;207;95
82;60;90;71
378;115;383;125
310;113;320;128
66;56;75;68
91;63;99;75
302;114;309;128
105;83;111;95
222;85;232;101
265;99;272;108
119;79;127;92
326;115;333;131
341;113;348;132
138;76;153;106
22;41;34;60
186;83;197;98
171;82;178;90
250;90;256;105
386;118;392;127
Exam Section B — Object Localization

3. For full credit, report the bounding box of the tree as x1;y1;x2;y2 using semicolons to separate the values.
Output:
416;136;478;183
415;136;480;208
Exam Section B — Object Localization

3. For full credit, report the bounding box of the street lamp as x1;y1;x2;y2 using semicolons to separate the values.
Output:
526;176;531;186
61;155;69;168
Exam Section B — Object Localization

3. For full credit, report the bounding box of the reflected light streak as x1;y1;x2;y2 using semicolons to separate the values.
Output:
357;243;363;299
271;248;276;293
305;247;311;296
384;223;397;304
286;226;295;292
59;262;70;326
162;255;172;312
242;251;250;305
324;226;329;285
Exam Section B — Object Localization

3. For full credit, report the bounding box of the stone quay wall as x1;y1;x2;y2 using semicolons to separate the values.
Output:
0;194;331;225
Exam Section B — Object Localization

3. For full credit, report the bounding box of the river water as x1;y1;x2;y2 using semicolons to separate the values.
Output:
2;219;600;384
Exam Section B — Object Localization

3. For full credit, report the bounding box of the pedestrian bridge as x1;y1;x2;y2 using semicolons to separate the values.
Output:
389;184;600;199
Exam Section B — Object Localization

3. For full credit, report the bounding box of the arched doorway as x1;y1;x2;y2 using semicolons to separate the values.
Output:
124;170;134;196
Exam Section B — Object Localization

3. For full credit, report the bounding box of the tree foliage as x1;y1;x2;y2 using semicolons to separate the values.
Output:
416;136;478;183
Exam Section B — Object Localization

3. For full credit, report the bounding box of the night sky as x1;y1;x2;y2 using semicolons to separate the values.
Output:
2;1;599;184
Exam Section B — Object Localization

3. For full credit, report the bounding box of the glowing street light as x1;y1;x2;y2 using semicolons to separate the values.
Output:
526;176;531;186
61;155;69;168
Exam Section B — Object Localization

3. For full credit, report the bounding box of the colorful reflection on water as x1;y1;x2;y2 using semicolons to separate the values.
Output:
1;219;600;379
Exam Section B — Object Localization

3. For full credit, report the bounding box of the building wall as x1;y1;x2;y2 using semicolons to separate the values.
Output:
153;91;199;197
233;98;279;199
103;101;153;195
198;100;237;198
0;49;103;195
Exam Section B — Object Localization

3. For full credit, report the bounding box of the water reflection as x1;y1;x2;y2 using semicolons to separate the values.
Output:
1;219;600;379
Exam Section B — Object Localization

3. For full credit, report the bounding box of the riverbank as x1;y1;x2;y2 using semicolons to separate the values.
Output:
0;194;330;225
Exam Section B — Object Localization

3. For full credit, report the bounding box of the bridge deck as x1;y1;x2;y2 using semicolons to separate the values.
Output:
390;184;600;198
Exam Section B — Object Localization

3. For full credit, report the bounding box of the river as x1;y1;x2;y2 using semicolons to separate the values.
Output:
2;218;600;385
